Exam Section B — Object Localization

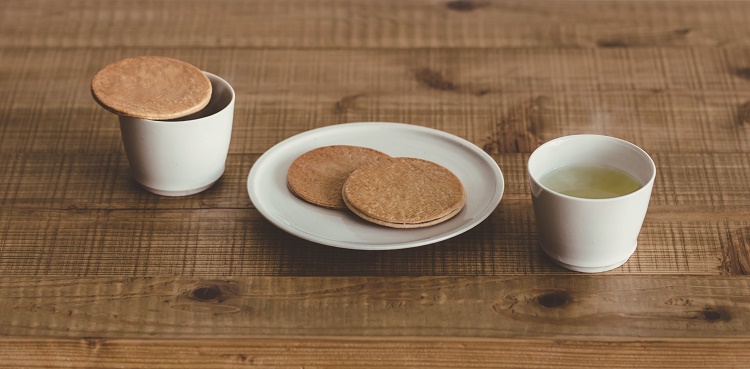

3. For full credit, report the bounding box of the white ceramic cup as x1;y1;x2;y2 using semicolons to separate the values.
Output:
118;72;235;196
527;135;656;273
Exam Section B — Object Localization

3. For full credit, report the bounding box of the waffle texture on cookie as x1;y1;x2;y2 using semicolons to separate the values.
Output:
342;157;466;228
91;56;212;120
287;145;390;209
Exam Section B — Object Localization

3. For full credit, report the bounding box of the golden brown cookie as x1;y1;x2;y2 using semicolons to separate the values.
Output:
91;56;212;120
287;145;390;209
342;157;466;228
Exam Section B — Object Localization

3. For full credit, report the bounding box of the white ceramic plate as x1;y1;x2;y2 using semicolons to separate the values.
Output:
247;122;504;250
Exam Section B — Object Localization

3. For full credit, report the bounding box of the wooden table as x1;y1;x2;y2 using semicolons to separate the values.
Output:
2;0;749;367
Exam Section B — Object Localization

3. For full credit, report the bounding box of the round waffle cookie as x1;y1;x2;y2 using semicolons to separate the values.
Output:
342;157;466;228
287;145;390;209
91;56;212;120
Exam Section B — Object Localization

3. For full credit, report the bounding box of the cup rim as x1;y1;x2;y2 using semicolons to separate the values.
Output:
172;71;234;122
528;134;656;202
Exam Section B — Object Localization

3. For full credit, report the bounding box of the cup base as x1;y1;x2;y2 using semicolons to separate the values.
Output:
137;179;219;197
544;243;636;273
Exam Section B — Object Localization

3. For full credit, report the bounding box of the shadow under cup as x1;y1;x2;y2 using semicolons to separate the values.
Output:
119;72;235;196
527;135;656;273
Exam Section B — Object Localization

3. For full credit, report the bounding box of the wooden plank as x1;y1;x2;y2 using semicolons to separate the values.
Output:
1;48;750;156
2;0;750;49
0;276;748;338
1;337;749;369
2;153;749;209
0;203;745;276
4;89;750;156
0;152;748;276
5;46;750;103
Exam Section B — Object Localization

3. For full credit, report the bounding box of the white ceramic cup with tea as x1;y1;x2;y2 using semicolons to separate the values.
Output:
527;135;656;273
118;72;235;196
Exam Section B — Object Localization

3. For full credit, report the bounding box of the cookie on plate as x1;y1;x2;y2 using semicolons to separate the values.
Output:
342;157;466;228
91;56;212;120
287;145;390;209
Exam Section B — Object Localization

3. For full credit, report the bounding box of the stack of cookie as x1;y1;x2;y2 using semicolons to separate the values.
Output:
287;145;466;228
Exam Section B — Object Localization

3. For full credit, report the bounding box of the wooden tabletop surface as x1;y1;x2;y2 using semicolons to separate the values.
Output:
2;0;750;367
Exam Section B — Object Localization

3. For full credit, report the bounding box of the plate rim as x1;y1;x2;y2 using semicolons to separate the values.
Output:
247;122;504;250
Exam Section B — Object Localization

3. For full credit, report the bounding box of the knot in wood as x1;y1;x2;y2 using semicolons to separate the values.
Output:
191;285;223;302
82;337;102;350
735;67;750;81
536;290;570;308
738;102;750;126
446;0;481;11
701;307;731;322
414;68;457;91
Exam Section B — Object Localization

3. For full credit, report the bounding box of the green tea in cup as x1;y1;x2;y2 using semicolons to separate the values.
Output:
539;163;642;199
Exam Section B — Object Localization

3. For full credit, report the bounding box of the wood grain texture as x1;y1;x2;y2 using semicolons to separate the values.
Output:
0;153;748;276
0;277;747;368
1;276;748;339
1;337;749;369
2;0;750;49
2;275;749;367
2;0;750;366
2;48;750;156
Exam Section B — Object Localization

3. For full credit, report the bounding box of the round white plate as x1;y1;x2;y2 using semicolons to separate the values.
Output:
247;122;504;250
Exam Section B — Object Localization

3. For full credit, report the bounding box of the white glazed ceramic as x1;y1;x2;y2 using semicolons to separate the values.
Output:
247;122;504;250
118;72;235;196
528;135;656;273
